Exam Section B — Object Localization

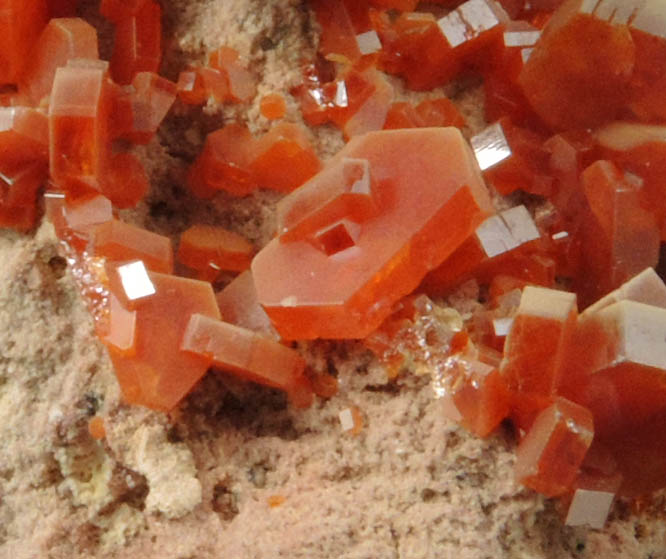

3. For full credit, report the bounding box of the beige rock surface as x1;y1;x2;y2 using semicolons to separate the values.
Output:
1;1;666;558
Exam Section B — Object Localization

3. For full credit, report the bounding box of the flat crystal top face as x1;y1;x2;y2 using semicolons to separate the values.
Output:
631;1;666;38
438;0;506;48
476;205;539;258
599;300;666;370
581;268;666;317
116;260;156;301
471;121;511;171
49;64;104;117
595;121;666;151
518;286;577;321
476;214;516;257
438;10;468;48
503;28;541;47
565;489;615;529
356;30;382;55
493;317;514;336
501;205;540;244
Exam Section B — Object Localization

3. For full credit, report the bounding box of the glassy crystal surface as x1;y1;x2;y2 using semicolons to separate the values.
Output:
91;218;173;274
177;224;254;274
181;313;312;406
252;128;493;339
515;397;594;497
107;273;220;411
110;0;161;85
249;122;322;193
500;286;577;396
518;0;636;130
20;18;99;104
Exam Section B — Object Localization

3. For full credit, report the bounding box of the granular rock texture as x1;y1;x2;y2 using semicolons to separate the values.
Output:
1;1;666;558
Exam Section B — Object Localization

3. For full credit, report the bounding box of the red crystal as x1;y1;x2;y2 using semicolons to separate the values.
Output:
500;286;577;397
0;0;48;85
249;122;322;193
181;313;312;407
106;273;220;411
515;397;594;497
518;0;635;130
187;123;257;198
91;218;173;274
177;224;254;275
20;18;99;105
110;0;161;85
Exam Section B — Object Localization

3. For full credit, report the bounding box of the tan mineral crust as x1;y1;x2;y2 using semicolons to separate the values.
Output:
1;1;666;558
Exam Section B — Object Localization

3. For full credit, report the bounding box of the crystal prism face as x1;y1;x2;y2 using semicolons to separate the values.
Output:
439;359;511;437
102;292;137;355
577;160;660;304
518;0;636;130
110;0;161;85
500;286;577;396
91;219;173;274
595;121;666;151
208;46;256;103
176;224;254;274
421;204;544;295
477;206;539;258
515;397;594;497
115;260;156;302
215;270;277;339
582;267;666;317
565;489;615;529
249;122;322;193
49;63;109;189
181;313;310;405
0;0;48;85
252;127;493;340
115;72;177;144
100;0;148;22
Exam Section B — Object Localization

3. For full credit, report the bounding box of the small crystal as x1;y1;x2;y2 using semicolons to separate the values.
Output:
177;224;254;274
356;30;382;55
515;397;594;497
180;313;311;405
471;122;511;171
565;489;615;529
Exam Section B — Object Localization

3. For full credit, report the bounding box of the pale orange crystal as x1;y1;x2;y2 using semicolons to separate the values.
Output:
252;127;493;339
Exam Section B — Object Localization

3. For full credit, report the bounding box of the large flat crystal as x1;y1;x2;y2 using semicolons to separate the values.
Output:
252;128;493;339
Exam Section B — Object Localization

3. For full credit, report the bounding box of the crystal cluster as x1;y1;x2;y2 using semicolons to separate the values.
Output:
4;0;666;529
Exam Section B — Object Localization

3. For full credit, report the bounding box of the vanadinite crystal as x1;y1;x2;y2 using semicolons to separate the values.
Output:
252;127;493;340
